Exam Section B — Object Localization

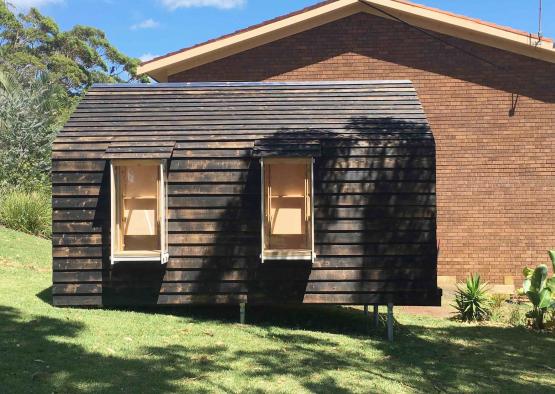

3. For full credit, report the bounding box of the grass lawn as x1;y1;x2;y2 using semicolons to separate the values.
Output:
1;226;554;393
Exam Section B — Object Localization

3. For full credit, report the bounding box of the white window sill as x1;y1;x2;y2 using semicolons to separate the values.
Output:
111;251;169;264
262;250;314;261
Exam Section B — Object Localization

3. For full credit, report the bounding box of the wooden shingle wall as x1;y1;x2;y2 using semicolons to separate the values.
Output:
52;81;440;307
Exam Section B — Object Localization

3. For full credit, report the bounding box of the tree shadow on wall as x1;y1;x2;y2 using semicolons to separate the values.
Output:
250;115;437;303
191;113;439;305
319;116;438;300
165;159;261;304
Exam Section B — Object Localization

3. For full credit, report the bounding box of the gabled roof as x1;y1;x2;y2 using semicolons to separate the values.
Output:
138;0;555;81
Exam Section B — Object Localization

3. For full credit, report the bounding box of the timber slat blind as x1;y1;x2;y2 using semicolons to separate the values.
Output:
262;158;313;260
110;160;168;263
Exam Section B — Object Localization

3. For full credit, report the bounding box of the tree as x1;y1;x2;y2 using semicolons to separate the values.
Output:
0;1;148;99
0;66;62;189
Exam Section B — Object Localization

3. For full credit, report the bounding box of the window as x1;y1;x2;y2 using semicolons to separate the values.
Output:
110;160;168;263
261;157;314;260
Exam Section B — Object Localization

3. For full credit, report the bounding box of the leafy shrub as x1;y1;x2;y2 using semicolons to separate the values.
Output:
519;252;555;329
548;310;555;330
453;274;491;322
486;294;530;327
490;293;507;309
489;293;508;322
0;188;51;238
507;305;526;327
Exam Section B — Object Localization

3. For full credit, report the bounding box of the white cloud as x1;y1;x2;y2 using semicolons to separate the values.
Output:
130;18;160;30
139;53;159;62
7;0;63;9
160;0;246;11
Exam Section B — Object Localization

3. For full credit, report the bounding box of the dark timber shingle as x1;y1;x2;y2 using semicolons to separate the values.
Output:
52;80;441;307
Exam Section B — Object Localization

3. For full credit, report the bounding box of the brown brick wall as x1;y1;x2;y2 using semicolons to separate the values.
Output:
169;12;555;284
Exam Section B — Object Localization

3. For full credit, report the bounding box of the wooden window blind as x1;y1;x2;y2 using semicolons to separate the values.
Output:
110;160;168;263
261;157;314;260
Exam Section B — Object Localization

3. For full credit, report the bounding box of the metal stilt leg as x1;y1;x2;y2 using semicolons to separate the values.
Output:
240;303;246;324
387;303;394;341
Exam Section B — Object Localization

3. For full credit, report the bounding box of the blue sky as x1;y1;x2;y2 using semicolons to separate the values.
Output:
9;0;555;62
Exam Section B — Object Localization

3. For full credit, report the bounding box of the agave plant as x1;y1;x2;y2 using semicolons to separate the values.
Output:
453;274;491;322
520;250;555;329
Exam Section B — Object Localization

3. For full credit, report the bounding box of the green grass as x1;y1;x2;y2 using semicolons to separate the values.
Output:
1;226;554;393
0;224;51;265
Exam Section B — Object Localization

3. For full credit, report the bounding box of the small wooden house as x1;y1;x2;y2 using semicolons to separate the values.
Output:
52;81;441;307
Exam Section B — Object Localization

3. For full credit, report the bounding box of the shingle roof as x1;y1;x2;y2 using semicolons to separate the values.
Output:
55;80;432;161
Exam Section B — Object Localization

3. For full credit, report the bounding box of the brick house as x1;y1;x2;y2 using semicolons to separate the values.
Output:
138;0;555;287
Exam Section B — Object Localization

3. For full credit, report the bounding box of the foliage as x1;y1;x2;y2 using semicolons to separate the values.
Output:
507;304;526;327
0;188;51;238
0;2;148;97
452;274;491;322
519;251;555;329
487;297;528;327
0;66;64;189
545;309;555;330
490;293;507;310
489;293;508;322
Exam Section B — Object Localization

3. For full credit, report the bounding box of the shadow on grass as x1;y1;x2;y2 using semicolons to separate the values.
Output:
35;286;52;305
98;304;384;337
36;283;383;335
4;303;555;393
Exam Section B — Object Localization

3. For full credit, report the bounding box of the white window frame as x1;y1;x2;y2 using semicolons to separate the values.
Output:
260;157;315;262
110;159;169;264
